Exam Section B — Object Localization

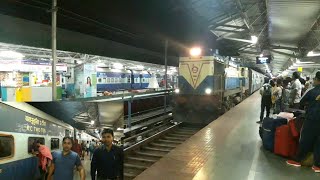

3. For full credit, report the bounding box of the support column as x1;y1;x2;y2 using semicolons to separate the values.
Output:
128;100;132;128
164;40;168;113
52;0;57;101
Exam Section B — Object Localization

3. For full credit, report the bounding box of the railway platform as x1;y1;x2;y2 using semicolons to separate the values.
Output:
134;92;320;180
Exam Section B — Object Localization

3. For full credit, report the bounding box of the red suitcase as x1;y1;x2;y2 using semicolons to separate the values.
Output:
274;125;298;158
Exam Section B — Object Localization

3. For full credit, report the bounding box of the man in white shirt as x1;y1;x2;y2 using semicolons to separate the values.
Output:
290;71;302;109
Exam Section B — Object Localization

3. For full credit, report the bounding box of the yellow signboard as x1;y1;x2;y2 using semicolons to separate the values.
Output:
298;67;303;72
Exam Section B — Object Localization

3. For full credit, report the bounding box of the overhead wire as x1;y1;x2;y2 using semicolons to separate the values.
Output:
16;0;141;39
10;0;184;57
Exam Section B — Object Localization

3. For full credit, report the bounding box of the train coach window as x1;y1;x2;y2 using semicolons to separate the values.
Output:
0;135;14;159
65;129;71;137
51;138;59;150
28;137;45;153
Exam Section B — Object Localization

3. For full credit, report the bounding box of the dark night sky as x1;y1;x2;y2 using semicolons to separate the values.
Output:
0;0;216;56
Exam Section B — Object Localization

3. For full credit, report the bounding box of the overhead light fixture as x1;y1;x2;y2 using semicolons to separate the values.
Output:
251;36;258;44
296;61;314;64
307;51;320;57
136;65;144;69
0;50;24;60
189;47;202;57
113;63;123;69
174;89;180;93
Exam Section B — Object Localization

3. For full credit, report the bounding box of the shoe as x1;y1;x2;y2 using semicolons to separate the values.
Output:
312;166;320;173
256;121;262;124
286;160;301;167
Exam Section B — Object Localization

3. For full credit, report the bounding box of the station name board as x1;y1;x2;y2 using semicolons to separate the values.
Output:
256;55;271;64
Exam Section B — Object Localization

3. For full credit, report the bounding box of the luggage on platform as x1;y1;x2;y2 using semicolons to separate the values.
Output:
261;117;287;151
277;112;294;120
288;119;299;138
274;124;298;158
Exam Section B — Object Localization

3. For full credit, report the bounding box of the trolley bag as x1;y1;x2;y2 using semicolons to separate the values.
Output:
261;117;287;151
288;119;299;138
274;125;298;157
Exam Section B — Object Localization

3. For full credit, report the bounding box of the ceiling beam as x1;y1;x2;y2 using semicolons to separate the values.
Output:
238;50;258;55
213;28;248;33
298;14;320;52
270;45;299;51
234;0;255;33
208;14;242;30
216;24;247;29
269;49;295;57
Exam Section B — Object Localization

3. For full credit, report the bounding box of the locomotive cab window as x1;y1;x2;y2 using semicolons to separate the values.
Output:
0;135;14;159
28;137;45;153
51;138;59;150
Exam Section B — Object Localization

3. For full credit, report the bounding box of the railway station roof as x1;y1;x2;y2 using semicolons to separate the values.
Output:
0;0;319;76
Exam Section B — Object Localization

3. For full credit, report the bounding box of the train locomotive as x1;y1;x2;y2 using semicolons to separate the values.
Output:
173;48;265;125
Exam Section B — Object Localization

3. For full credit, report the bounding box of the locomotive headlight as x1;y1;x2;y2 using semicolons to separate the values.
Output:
190;47;202;57
175;89;180;93
205;88;212;94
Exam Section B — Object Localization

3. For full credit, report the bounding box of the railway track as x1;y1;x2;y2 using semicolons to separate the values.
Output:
123;122;202;180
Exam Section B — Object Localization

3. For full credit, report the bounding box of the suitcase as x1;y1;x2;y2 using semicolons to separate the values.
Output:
261;117;288;151
288;119;299;138
274;125;298;158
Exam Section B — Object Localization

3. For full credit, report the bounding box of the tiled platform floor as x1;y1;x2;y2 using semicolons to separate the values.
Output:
135;92;320;180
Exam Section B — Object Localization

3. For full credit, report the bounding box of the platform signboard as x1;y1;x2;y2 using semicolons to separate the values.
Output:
256;55;271;64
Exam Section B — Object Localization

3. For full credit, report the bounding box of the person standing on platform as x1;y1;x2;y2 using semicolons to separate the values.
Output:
72;139;82;159
290;71;302;109
81;141;86;160
286;71;320;173
86;141;90;156
32;140;52;180
89;139;96;160
47;137;86;180
273;79;283;114
257;78;272;123
91;129;124;180
281;79;291;111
